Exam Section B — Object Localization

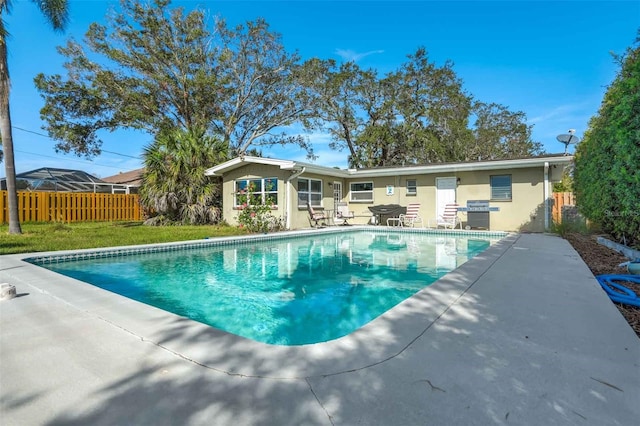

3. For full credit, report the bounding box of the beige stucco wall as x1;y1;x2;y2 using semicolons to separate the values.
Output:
347;175;433;223
341;167;550;232
221;165;338;229
453;168;547;232
221;163;555;232
289;171;337;229
221;164;291;227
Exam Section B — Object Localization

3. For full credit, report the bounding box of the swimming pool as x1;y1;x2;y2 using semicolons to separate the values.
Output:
31;229;504;345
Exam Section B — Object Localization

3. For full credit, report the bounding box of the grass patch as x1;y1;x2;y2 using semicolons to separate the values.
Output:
0;221;248;255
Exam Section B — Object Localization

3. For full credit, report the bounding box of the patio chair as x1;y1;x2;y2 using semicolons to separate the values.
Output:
398;203;424;228
307;204;328;228
334;202;355;226
428;203;462;229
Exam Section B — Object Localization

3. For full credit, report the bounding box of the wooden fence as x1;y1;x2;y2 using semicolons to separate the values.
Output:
1;191;142;223
552;192;576;224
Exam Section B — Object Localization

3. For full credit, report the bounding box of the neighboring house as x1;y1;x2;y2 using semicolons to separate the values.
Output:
205;154;573;232
101;168;144;194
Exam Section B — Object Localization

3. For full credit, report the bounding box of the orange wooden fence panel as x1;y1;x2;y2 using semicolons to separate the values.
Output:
552;192;576;224
1;191;141;223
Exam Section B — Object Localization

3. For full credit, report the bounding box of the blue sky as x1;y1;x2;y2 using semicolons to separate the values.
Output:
2;0;638;178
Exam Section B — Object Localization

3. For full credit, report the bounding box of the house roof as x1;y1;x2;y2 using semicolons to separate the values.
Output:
204;154;574;178
204;156;347;178
101;168;144;186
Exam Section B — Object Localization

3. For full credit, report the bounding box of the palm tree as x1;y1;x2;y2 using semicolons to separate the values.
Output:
140;128;228;225
1;0;68;234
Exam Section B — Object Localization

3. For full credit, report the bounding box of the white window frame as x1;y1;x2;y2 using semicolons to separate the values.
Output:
349;181;374;202
298;178;323;208
234;177;279;207
406;179;417;196
490;174;512;201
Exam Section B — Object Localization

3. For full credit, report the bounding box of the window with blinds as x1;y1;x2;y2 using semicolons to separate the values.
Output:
490;175;512;201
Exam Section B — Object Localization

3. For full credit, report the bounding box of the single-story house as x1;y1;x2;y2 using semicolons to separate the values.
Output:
101;168;144;194
204;154;574;232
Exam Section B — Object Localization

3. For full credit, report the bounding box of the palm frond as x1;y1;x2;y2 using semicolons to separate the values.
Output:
140;127;227;225
31;0;69;32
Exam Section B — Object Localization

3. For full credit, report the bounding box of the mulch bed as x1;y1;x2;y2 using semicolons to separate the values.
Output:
564;233;640;338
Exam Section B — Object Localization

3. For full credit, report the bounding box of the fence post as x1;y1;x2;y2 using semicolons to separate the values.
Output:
0;191;6;223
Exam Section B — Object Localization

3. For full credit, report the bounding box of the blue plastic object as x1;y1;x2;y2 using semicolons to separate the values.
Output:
596;275;640;307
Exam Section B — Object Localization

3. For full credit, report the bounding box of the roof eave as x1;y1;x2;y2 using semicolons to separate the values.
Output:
204;156;349;177
205;156;296;176
205;155;573;178
352;156;574;177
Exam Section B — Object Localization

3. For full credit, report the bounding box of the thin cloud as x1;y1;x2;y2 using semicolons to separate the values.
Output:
335;48;384;63
528;100;594;125
525;101;598;152
306;131;333;146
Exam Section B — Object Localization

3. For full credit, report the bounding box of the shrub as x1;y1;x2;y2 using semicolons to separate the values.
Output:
574;34;640;248
551;217;588;238
235;186;284;233
140;128;227;225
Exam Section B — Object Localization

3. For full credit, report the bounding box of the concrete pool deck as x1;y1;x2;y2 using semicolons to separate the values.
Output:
1;232;639;425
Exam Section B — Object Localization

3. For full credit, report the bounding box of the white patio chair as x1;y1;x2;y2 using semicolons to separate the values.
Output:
334;202;355;226
398;203;424;228
428;203;462;229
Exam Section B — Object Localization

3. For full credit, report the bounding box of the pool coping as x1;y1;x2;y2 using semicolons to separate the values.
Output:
0;226;516;379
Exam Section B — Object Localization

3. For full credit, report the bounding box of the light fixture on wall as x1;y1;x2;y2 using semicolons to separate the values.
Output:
327;182;333;187
457;177;461;185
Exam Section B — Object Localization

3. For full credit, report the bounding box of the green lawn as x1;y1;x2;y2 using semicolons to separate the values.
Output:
0;221;248;255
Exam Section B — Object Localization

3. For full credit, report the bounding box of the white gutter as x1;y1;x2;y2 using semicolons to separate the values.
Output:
544;162;550;230
286;167;305;230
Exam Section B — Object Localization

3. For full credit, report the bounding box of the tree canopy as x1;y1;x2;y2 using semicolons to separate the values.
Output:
35;0;313;158
35;0;543;170
304;48;542;168
574;34;640;247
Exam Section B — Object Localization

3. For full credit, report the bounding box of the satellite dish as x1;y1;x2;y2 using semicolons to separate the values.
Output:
557;131;580;155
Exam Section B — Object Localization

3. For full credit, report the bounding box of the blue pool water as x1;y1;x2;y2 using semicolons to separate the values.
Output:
40;231;501;345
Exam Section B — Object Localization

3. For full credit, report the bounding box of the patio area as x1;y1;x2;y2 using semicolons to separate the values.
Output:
1;233;638;425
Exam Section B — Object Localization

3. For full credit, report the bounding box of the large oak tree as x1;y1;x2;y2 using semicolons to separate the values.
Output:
306;48;542;168
35;0;313;159
35;0;544;189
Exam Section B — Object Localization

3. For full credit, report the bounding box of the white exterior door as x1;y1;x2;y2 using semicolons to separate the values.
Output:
333;182;342;210
436;177;457;217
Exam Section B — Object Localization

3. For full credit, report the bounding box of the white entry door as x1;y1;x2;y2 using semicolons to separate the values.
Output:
436;177;457;218
333;182;343;210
